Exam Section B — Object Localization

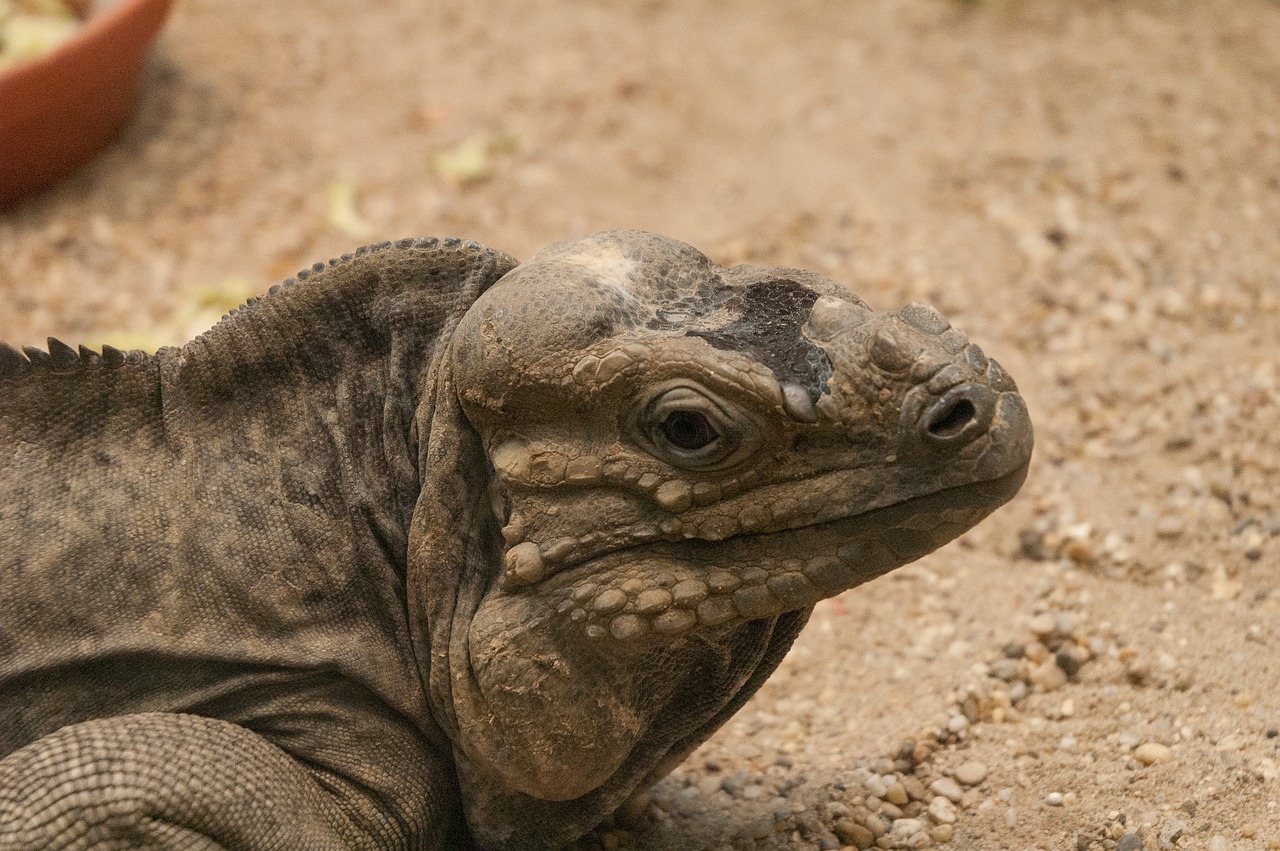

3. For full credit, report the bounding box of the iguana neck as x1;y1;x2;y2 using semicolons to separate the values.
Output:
156;239;517;531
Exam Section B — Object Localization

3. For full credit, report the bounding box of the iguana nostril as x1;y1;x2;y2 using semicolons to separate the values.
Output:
927;399;976;438
919;384;996;446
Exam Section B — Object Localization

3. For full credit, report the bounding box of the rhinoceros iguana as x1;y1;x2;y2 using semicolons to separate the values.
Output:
0;231;1032;850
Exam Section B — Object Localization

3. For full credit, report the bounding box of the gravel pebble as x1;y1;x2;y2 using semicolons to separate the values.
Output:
1134;742;1173;765
1029;659;1068;690
1045;792;1064;806
929;778;964;803
888;817;926;837
1115;834;1144;851
1028;613;1057;636
900;775;928;801
927;795;958;824
834;819;875;850
953;761;989;786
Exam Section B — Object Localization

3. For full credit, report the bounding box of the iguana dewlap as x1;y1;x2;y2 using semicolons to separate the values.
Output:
0;231;1032;850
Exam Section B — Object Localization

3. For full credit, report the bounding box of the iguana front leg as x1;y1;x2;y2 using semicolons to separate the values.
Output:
0;713;388;851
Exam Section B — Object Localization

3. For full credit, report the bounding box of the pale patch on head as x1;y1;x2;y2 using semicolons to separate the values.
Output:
529;241;643;301
572;252;641;296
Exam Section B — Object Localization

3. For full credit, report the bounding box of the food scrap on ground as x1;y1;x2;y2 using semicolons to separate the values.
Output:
0;0;80;69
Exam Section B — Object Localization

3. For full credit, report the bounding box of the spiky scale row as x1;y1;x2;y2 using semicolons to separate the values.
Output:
0;237;481;384
0;343;29;377
0;338;139;380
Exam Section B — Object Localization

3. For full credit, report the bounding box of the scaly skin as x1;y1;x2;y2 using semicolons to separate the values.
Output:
0;231;1032;850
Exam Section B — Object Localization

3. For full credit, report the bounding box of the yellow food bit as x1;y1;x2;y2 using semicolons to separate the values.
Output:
0;0;79;70
325;181;376;240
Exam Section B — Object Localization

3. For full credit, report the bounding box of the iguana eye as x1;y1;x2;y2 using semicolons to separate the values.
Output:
661;410;719;451
641;384;762;469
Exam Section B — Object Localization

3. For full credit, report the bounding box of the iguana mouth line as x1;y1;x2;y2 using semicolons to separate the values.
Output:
528;458;1030;584
536;461;1030;643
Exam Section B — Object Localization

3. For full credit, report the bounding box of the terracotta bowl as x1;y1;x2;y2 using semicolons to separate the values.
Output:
0;0;173;206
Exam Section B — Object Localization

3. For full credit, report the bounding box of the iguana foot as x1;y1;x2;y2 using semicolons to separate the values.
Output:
0;713;363;850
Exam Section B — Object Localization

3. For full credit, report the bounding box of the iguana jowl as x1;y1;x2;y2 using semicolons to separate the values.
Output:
0;231;1033;850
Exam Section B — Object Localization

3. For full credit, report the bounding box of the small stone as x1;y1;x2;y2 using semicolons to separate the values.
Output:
901;775;928;801
1133;743;1173;765
889;817;926;837
864;774;888;798
862;812;888;837
1018;529;1049;560
1063;538;1094;564
1024;640;1051;664
928;796;957;824
929;778;964;803
1115;834;1144;851
879;801;904;820
912;740;937;765
1028;613;1057;636
834;819;875;850
1029;660;1068;690
953;761;988;786
991;658;1020;681
719;773;743;795
1045;792;1064;806
885;782;909;806
930;823;954;843
1159;821;1187;845
1055;650;1082;679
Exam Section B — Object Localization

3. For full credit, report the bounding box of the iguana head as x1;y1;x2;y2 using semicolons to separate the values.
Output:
430;231;1031;845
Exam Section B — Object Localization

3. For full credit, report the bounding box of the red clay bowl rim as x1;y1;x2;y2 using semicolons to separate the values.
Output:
0;0;174;120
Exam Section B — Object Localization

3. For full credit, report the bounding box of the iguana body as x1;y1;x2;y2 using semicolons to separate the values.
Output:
0;232;1032;850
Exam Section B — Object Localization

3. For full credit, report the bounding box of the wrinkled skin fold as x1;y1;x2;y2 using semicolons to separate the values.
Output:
0;231;1032;850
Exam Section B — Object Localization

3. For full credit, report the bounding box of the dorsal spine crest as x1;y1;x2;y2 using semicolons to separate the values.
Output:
0;236;497;384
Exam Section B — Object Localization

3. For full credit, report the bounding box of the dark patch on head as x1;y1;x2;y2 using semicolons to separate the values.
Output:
642;275;736;332
687;279;833;397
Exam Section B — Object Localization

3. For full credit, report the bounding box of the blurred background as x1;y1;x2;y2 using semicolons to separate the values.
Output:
3;1;1280;848
4;0;1276;351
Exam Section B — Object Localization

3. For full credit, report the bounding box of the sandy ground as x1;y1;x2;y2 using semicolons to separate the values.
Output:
3;1;1280;848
